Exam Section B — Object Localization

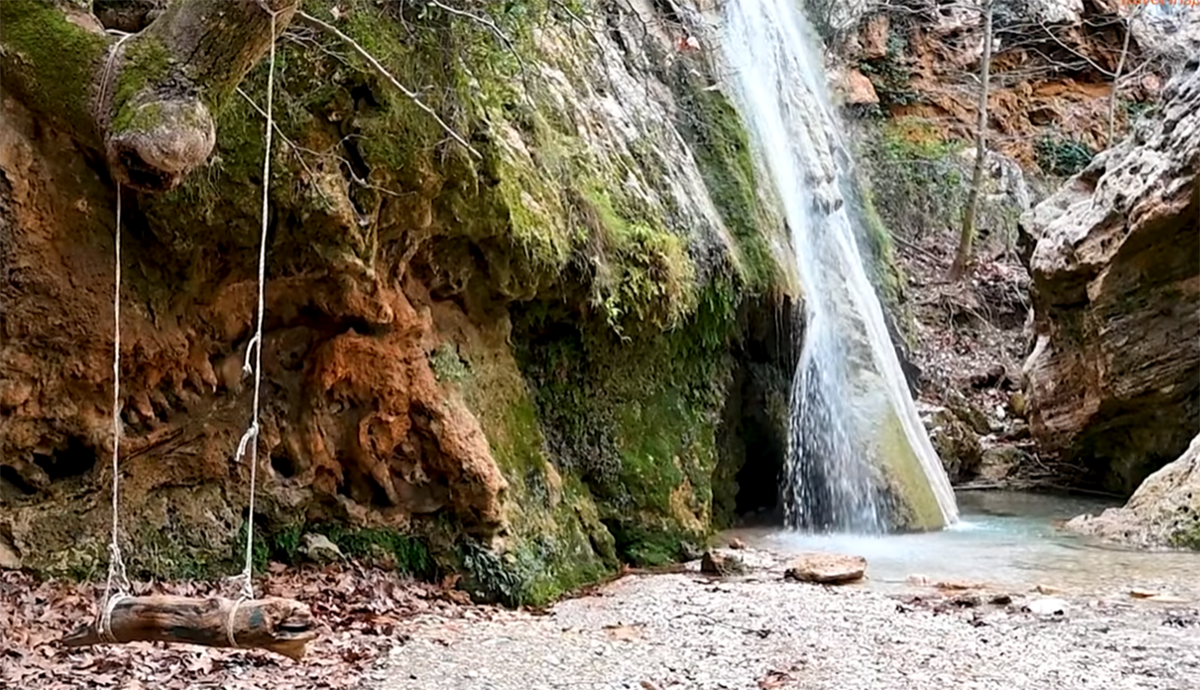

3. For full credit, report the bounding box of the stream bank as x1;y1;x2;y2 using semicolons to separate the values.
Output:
366;562;1200;690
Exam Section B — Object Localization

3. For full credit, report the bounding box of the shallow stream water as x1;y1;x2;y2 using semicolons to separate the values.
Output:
726;490;1200;600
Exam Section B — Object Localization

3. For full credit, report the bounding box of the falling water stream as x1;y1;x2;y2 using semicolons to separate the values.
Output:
718;0;958;532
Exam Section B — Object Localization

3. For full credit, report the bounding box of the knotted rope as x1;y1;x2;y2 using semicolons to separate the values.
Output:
96;28;136;646
225;8;280;633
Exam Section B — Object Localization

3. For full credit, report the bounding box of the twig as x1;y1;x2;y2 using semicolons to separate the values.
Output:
427;0;520;62
235;87;320;182
295;10;481;160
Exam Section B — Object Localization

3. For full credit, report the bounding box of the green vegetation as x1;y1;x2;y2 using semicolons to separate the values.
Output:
861;117;967;241
0;1;110;133
858;28;920;110
110;37;173;133
1034;134;1095;177
668;63;781;293
512;277;745;567
1170;521;1200;551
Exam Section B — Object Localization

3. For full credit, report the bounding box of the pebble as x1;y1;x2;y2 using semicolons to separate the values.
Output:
368;573;1200;690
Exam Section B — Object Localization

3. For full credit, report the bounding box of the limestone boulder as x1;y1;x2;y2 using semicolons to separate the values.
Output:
924;406;983;483
977;445;1028;483
784;553;867;584
1065;434;1200;550
1018;61;1200;494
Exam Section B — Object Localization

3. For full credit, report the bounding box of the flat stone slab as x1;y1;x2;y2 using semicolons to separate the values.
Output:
784;552;866;584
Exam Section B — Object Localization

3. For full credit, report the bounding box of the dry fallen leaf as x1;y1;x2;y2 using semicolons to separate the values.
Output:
1;566;481;690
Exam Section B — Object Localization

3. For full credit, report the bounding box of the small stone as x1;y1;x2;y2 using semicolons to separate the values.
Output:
950;593;982;608
1008;391;1028;418
783;553;866;585
0;537;20;570
300;533;344;563
1026;598;1068;616
988;593;1013;606
934;580;982;591
700;551;746;576
728;538;747;550
680;541;704;562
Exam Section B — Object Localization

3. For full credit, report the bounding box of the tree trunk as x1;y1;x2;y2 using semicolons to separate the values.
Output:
1107;14;1135;145
0;0;297;192
949;0;994;282
59;595;318;661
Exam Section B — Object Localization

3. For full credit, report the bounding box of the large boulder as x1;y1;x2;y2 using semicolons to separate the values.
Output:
1018;61;1200;494
1065;434;1200;549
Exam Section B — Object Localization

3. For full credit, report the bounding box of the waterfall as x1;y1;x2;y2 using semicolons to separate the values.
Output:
717;0;959;531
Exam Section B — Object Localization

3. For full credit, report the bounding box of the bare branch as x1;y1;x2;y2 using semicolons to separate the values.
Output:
295;10;481;160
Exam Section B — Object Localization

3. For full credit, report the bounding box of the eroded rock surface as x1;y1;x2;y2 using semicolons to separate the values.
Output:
1066;434;1200;550
0;0;792;603
1019;61;1200;494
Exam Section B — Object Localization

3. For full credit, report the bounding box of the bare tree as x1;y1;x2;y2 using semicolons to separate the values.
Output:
1107;7;1143;144
949;0;994;281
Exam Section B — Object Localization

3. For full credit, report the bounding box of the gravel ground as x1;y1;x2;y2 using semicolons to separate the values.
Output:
366;558;1200;690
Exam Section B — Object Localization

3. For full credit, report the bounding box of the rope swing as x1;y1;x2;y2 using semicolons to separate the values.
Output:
61;10;317;660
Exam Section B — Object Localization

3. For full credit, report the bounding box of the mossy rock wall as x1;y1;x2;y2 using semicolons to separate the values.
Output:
0;0;794;604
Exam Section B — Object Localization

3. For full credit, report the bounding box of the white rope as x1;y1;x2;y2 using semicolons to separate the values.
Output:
231;8;279;602
225;596;247;648
97;29;136;646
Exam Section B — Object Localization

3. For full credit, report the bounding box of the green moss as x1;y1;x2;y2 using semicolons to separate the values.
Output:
669;63;779;293
861;117;968;242
0;1;109;133
514;278;740;566
448;321;618;606
875;407;948;531
430;343;471;383
110;36;173;133
316;525;437;579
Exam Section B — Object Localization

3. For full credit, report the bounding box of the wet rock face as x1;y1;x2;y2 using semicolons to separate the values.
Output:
1019;61;1200;495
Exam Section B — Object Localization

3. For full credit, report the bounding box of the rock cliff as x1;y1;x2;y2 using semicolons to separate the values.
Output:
0;0;795;603
1019;60;1200;494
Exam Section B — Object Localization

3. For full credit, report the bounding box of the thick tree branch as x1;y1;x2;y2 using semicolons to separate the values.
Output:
0;0;297;192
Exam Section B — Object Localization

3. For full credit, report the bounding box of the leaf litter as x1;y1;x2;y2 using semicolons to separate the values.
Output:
0;565;486;690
